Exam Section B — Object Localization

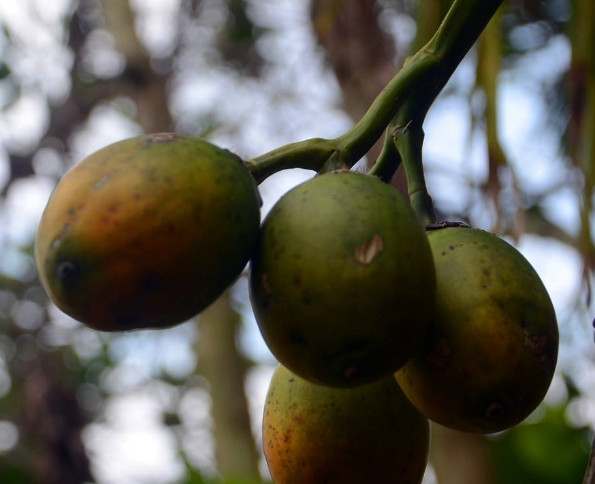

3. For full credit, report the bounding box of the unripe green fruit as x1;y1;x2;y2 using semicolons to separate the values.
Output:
35;133;261;331
250;171;435;387
395;227;559;433
263;364;429;484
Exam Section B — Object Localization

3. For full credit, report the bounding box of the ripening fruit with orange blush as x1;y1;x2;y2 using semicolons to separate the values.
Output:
36;133;261;331
396;227;559;433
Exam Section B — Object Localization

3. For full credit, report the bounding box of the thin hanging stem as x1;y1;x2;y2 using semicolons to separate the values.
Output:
369;130;402;182
392;117;436;226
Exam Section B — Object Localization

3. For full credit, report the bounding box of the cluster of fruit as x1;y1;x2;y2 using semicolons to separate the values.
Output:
35;133;559;484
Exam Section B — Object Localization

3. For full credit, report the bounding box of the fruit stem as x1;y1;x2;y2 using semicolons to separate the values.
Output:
368;130;402;183
392;115;436;226
245;0;504;184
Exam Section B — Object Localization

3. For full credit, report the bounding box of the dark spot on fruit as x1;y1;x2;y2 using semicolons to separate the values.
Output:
343;339;369;355
343;364;359;380
482;268;490;277
485;403;505;421
141;274;161;292
55;259;80;285
289;330;307;347
116;312;140;327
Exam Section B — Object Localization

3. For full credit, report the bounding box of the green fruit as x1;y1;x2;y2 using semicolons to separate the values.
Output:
35;133;261;331
395;227;559;433
250;171;435;387
263;364;429;484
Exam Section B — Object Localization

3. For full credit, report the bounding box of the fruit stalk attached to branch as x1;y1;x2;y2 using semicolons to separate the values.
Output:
245;0;505;184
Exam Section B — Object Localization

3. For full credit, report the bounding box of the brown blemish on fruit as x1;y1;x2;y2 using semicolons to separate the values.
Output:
427;338;451;367
355;234;383;265
262;273;271;294
523;329;548;363
343;364;359;380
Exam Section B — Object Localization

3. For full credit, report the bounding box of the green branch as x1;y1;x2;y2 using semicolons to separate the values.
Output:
245;0;505;184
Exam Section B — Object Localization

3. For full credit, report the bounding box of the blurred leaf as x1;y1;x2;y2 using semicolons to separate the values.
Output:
490;402;591;484
0;458;33;484
0;62;10;79
217;0;266;76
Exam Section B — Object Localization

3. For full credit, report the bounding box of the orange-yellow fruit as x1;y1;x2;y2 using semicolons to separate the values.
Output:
395;227;559;433
250;171;435;387
35;133;261;331
263;364;429;484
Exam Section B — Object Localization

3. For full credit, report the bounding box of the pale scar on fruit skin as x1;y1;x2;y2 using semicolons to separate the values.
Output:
94;169;117;188
143;133;181;145
355;234;383;265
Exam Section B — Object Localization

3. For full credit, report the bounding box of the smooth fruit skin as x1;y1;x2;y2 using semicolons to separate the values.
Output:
263;364;429;484
250;171;436;387
35;133;261;331
395;227;559;433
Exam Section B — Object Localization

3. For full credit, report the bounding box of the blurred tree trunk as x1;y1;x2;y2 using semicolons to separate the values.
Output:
104;1;262;480
13;1;178;482
100;0;173;133
430;425;498;484
197;291;262;482
567;0;595;293
310;0;397;164
20;353;93;484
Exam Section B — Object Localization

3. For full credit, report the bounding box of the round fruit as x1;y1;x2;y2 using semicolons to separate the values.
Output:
395;226;559;433
35;133;261;331
263;364;429;484
250;171;435;387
